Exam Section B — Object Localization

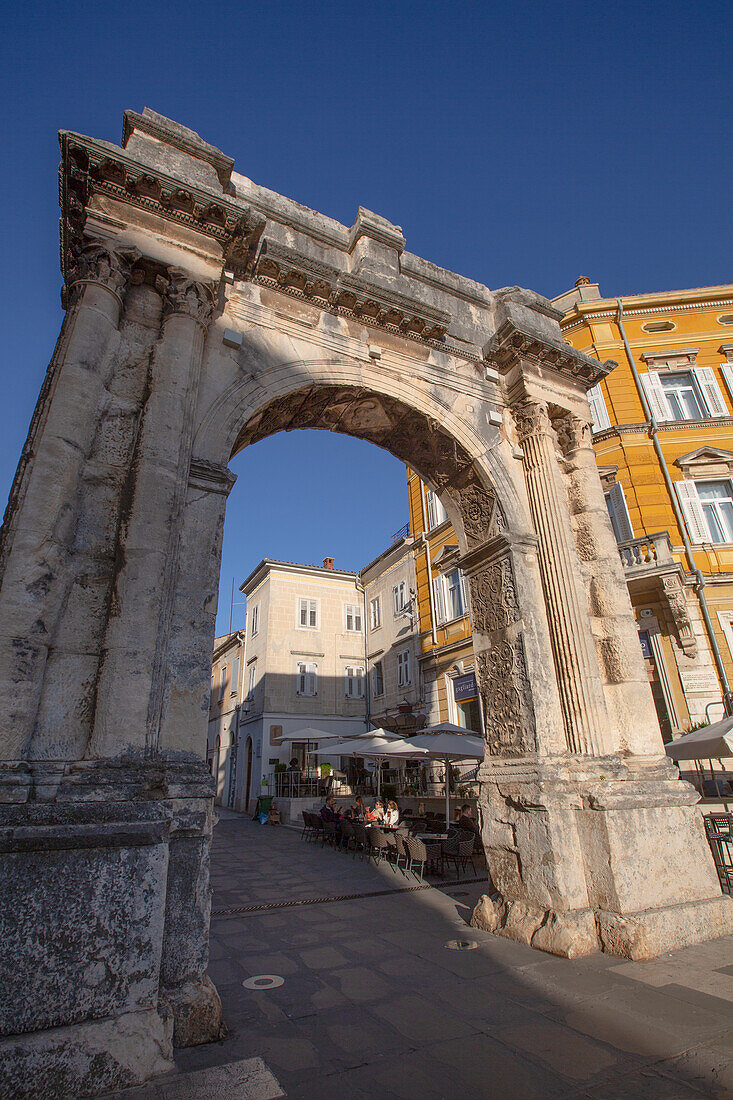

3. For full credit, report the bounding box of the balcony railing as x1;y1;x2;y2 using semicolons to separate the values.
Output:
617;531;674;573
390;522;411;545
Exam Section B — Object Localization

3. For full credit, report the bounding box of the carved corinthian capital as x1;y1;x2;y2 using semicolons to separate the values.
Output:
512;399;552;443
553;412;593;457
163;269;216;329
65;239;140;305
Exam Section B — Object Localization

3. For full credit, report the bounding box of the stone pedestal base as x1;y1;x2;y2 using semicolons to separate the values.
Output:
473;755;733;959
0;761;222;1098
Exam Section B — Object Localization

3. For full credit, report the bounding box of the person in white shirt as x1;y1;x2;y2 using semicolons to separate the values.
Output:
384;801;399;827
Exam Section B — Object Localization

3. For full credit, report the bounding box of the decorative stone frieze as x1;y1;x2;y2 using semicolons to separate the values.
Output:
163;270;217;329
63;238;140;307
475;636;536;756
660;572;698;658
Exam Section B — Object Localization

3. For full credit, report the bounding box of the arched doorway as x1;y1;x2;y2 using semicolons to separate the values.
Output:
0;110;729;1095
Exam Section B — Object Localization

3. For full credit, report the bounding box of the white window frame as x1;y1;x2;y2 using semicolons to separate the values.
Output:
641;367;728;423
230;656;240;696
345;603;363;632
369;596;381;630
397;649;411;687
587;383;611;432
372;660;384;697
426;489;448;530
694;478;733;544
392;580;407;617
432;569;468;625
247;662;256;698
344;665;365;699
298;598;318;629
218;664;227;702
674;479;733;544
250;604;259;637
296;661;317;696
604;483;634;543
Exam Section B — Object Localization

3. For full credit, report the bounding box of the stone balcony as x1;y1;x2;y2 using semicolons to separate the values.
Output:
616;531;697;658
617;531;675;579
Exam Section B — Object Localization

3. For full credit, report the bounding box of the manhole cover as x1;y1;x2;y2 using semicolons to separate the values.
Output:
242;974;285;990
444;939;478;951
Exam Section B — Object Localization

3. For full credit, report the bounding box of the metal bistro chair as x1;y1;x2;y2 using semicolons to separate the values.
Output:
340;819;355;852
405;835;442;879
704;813;733;894
393;830;410;875
322;819;338;848
443;834;477;877
351;821;369;860
300;811;312;841
367;825;392;867
308;811;324;843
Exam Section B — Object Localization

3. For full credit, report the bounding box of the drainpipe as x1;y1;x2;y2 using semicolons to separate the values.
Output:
616;299;733;715
357;578;371;731
420;481;439;646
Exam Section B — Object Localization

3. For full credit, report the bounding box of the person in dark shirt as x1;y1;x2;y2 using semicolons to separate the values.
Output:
456;803;480;836
320;796;337;822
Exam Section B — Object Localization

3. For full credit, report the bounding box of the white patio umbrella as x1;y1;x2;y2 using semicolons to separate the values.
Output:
313;734;426;797
278;726;402;744
386;730;484;829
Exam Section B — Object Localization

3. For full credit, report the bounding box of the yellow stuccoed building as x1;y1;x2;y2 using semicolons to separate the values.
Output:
408;279;733;743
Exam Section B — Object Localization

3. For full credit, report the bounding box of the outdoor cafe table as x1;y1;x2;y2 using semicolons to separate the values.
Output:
415;832;449;841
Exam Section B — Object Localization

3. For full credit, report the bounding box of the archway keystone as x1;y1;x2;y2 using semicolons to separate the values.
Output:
0;109;731;1096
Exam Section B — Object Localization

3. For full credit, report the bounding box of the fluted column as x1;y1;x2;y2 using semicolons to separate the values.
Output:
0;240;137;764
89;270;216;760
514;399;611;755
555;412;665;757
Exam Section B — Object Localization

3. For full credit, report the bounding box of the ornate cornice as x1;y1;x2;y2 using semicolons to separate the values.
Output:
484;319;615;387
63;238;140;308
253;240;451;345
58;131;266;286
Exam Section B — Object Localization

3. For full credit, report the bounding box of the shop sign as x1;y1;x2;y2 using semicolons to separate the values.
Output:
453;673;477;701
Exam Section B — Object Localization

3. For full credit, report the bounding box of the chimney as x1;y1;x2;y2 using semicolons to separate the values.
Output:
323;557;334;570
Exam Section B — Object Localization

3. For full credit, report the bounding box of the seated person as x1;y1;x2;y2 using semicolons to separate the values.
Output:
367;798;385;823
456;803;480;836
320;795;337;822
384;800;399;827
352;796;366;821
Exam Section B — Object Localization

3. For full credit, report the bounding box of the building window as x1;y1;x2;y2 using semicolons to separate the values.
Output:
369;596;381;630
432;569;468;625
345;666;365;698
372;660;384;697
604;483;634;543
675;479;733;544
298;598;318;628
587;383;611;433
426;489;448;529
250;604;259;636
642;320;676;333
345;604;363;632
641;368;728;421
247;662;256;698
218;664;228;701
230;656;240;695
296;661;317;696
397;649;411;687
392;580;407;616
697;480;733;543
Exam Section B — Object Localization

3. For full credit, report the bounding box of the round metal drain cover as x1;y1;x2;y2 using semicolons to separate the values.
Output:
444;939;478;951
243;974;285;990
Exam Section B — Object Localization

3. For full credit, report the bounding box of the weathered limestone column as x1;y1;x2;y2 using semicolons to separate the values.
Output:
90;271;216;760
513;399;611;755
555;412;663;756
0;241;135;770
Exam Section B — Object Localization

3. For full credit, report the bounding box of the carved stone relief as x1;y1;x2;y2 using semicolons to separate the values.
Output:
469;554;519;635
456;478;505;546
475;635;535;756
164;270;216;328
661;572;698;658
66;239;140;303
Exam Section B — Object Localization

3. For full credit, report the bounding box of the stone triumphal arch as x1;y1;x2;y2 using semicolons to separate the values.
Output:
1;110;731;1094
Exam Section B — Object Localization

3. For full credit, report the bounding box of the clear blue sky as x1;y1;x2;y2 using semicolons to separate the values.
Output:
1;1;730;633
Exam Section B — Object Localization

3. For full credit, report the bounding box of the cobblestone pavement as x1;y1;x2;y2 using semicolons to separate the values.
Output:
108;810;733;1099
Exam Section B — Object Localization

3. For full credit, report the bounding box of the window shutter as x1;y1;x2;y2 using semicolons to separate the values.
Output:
355;606;362;631
640;372;673;422
459;570;469;615
308;663;317;695
403;651;410;684
309;601;317;628
432;575;446;625
693;366;729;417
297;662;306;694
426;491;436;529
299;600;307;627
356;668;364;697
674;481;709;543
587;383;611;432
720;364;733;405
606;483;634;542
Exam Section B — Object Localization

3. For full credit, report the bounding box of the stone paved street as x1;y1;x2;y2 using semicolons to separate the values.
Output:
107;811;733;1099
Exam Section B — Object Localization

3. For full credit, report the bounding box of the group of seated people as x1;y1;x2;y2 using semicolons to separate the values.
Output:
320;795;399;827
320;796;480;835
